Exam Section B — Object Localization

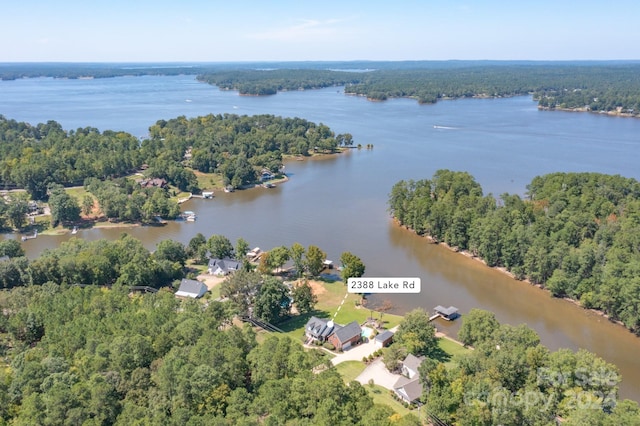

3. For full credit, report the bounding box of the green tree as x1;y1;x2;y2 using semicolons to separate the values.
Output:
305;245;326;277
383;344;407;372
7;198;29;230
394;308;438;357
0;239;25;258
292;279;317;314
458;308;500;347
48;184;81;226
253;276;290;323
290;242;305;278
187;233;207;261
235;237;250;260
220;270;262;315
207;234;234;259
81;194;94;216
340;251;366;283
268;245;290;273
154;239;187;267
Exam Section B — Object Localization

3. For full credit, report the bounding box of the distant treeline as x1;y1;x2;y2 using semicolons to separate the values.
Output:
197;69;363;95
388;170;640;334
197;64;640;114
3;62;640;114
0;113;349;199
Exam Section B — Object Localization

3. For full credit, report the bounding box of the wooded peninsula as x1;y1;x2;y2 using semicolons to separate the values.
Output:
389;170;640;335
0;113;352;230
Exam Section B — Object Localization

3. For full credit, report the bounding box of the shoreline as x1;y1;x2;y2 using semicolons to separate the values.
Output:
538;105;640;119
393;219;630;332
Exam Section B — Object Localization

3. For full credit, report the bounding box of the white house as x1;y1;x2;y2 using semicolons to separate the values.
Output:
208;258;242;276
175;279;208;299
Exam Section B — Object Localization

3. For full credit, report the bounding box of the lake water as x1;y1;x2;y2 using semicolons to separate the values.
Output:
1;75;640;400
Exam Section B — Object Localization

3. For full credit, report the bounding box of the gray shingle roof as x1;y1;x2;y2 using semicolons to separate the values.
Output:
375;330;394;343
176;279;207;298
208;258;242;273
394;377;423;403
403;354;424;372
332;321;362;344
305;316;335;339
434;305;459;316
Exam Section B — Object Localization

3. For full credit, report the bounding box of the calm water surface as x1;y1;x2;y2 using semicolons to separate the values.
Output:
1;75;640;399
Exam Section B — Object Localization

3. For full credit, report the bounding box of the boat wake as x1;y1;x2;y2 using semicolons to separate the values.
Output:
433;125;458;130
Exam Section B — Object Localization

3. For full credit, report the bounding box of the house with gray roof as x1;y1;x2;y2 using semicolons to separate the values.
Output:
374;330;394;348
208;258;242;276
305;316;336;343
328;320;362;351
175;279;208;299
401;353;425;379
393;376;423;405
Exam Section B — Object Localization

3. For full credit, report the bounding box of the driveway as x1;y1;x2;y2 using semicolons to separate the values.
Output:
355;358;402;390
330;338;378;366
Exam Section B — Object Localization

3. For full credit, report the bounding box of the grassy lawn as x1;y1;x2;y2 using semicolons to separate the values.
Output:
438;336;472;369
193;170;223;191
334;361;366;383
278;278;403;342
333;362;415;417
366;384;414;417
65;186;91;201
208;285;221;300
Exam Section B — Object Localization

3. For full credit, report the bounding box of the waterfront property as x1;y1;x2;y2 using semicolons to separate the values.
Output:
175;279;208;299
401;353;424;379
393;376;423;405
434;305;460;321
207;258;242;275
304;316;362;350
328;320;362;351
374;330;394;348
305;316;336;343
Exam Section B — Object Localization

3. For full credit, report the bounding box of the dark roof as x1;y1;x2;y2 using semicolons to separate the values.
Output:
434;305;459;316
394;377;423;403
403;354;425;372
305;316;335;339
375;330;394;343
332;320;362;344
208;258;242;273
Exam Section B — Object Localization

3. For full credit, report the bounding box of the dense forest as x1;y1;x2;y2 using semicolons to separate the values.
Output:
419;308;640;425
0;113;348;200
144;113;351;189
0;284;393;425
0;233;638;424
197;69;362;95
388;170;640;334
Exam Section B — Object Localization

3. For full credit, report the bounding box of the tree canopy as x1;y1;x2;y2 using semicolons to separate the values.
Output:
389;170;640;334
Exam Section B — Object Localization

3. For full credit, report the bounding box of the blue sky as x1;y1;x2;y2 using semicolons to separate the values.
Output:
2;0;639;62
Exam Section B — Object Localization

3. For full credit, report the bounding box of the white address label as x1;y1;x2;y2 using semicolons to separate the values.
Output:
347;277;421;294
